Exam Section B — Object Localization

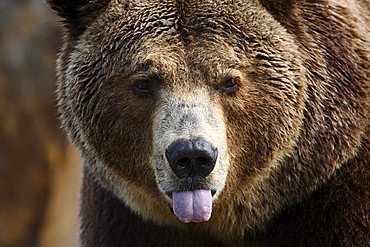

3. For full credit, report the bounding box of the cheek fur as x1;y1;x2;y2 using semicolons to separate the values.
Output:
76;79;158;187
221;80;304;189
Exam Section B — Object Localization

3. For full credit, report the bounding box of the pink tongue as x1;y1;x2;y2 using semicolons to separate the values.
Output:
172;190;212;223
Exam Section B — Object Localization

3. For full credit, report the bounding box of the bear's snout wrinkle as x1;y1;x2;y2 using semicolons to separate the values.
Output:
165;137;218;179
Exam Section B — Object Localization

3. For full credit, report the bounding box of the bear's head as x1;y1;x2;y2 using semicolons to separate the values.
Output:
50;0;310;238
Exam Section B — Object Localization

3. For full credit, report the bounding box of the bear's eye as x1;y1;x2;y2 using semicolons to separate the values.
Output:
133;79;152;96
218;77;241;94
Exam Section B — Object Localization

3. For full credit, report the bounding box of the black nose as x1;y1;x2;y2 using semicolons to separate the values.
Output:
165;137;218;179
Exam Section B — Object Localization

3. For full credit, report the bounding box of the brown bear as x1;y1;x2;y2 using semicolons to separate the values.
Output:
48;0;369;246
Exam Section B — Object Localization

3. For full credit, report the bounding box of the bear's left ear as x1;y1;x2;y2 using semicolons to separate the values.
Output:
47;0;109;35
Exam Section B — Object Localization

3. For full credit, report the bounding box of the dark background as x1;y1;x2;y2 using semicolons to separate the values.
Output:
0;1;80;246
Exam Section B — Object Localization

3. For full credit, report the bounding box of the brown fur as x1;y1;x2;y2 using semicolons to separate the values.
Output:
49;0;369;246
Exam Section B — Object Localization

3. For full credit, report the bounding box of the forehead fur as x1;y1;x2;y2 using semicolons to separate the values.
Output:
66;0;297;88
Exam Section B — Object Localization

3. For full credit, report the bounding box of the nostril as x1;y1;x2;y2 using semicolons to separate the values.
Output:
177;158;191;171
196;156;212;170
195;156;214;177
196;157;210;165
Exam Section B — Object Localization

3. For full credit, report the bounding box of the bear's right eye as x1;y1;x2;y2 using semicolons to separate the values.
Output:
218;77;241;94
133;79;152;96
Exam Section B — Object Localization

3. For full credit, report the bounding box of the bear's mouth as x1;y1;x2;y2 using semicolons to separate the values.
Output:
166;189;217;199
166;189;217;223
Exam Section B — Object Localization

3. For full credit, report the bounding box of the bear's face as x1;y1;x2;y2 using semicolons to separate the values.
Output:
56;0;305;226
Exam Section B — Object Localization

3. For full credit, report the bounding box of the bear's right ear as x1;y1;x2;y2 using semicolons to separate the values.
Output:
47;0;109;35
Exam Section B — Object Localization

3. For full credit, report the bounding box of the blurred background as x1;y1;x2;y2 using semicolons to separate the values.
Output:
0;0;80;246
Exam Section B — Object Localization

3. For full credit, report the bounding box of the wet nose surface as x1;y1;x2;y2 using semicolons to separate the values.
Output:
165;137;218;179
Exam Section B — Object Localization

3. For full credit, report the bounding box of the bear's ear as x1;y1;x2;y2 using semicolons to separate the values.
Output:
47;0;109;35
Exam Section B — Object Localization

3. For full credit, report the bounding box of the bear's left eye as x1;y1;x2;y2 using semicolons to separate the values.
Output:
133;79;152;96
218;77;241;94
